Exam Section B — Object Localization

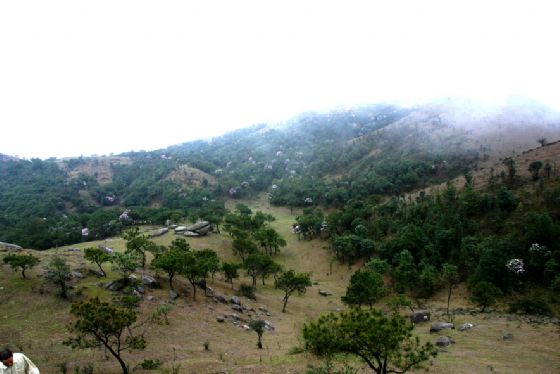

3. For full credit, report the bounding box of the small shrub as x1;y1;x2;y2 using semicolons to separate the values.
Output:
139;358;162;370
203;341;210;351
237;284;256;300
508;296;554;316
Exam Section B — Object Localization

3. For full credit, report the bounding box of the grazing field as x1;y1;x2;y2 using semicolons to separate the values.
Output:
1;196;559;373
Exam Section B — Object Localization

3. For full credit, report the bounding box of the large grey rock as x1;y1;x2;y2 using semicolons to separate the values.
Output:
104;279;127;291
97;245;113;254
213;293;229;304
232;304;243;312
410;310;431;323
149;227;168;237
186;221;210;232
174;226;187;233
142;275;160;288
319;290;332;297
435;336;455;347
430;322;455;333
0;242;23;252
216;316;225;323
183;231;200;237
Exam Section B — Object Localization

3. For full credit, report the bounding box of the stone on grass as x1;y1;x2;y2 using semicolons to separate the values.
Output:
430;322;455;333
409;310;431;323
435;336;455;347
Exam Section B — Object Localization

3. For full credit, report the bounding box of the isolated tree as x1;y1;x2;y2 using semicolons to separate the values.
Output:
470;281;503;312
123;227;155;268
341;269;387;309
151;248;189;290
231;236;258;263
3;253;40;279
253;227;287;256
222;262;242;289
46;256;72;299
537;137;547;147
111;252;141;282
528;160;543;181
181;251;209;301
275;270;312;312
394;250;417;293
65;297;147;374
244;253;267;289
302;308;437;374
84;247;111;277
544;162;552;178
196;249;220;281
249;319;266;349
442;263;459;318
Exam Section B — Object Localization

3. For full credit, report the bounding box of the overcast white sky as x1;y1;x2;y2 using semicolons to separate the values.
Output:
1;0;559;159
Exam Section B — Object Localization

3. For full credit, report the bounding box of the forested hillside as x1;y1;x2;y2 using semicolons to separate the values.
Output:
1;100;559;251
2;100;560;373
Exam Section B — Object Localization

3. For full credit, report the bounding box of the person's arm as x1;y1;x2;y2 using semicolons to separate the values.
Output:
22;354;39;374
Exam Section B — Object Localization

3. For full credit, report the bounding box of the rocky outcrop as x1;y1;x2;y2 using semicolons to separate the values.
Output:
0;242;23;252
184;221;212;236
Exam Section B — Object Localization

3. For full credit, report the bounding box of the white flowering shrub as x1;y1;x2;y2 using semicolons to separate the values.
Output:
506;258;525;274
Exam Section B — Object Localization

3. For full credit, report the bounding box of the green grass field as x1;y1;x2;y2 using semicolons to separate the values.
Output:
1;196;559;373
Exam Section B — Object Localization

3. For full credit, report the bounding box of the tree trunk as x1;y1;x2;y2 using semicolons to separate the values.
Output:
169;275;174;291
97;262;106;277
21;268;26;279
282;294;289;313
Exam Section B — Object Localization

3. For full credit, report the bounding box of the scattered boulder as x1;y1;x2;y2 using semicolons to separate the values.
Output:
264;320;275;331
232;304;243;312
319;290;332;297
70;271;85;279
185;221;212;236
435;336;455;347
104;279;127;292
142;275;160;289
146;295;157;301
0;242;23;252
230;296;241;305
134;286;145;294
67;247;81;252
410;310;431;323
97;245;113;254
502;332;514;341
169;290;179;300
213;293;229;304
148;227;169;238
216;316;225;323
87;269;105;278
459;323;474;331
430;322;455;333
183;231;200;237
174;226;187;233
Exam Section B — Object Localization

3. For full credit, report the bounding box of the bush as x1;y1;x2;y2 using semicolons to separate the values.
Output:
508;296;554;316
237;284;256;300
139;358;162;370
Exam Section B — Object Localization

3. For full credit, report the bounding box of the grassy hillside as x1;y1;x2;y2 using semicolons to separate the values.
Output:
1;195;559;373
